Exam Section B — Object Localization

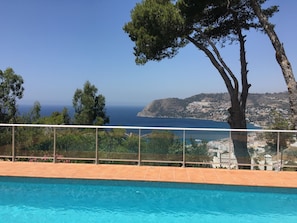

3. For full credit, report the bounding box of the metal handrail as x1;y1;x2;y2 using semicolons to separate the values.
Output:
1;123;297;132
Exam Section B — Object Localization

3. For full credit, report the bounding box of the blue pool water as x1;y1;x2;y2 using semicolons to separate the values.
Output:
1;177;297;223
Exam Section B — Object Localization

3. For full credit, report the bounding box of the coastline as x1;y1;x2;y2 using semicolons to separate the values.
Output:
137;113;262;129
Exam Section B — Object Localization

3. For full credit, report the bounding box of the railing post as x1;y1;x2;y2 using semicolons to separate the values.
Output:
12;126;15;162
138;129;141;166
95;128;98;164
228;130;232;169
276;131;280;171
53;127;56;163
182;130;186;167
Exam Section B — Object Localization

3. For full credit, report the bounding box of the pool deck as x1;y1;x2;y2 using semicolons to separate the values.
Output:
0;162;297;188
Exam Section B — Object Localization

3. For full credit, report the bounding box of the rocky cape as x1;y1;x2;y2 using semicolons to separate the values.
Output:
138;92;290;127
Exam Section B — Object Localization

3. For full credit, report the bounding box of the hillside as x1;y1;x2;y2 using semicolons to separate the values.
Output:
138;92;290;127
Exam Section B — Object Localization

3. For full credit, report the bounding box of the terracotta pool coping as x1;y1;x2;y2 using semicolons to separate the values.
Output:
0;162;297;188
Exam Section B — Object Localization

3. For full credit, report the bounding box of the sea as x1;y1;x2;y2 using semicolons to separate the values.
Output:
18;105;258;141
18;105;232;128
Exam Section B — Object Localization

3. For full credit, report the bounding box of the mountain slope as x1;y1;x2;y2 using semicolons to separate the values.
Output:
138;92;290;126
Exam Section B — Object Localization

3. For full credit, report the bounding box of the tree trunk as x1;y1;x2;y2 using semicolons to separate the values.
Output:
228;99;250;169
230;13;251;169
188;34;251;169
251;0;297;129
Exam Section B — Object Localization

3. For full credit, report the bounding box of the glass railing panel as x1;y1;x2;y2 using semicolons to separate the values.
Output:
140;129;183;166
0;126;12;158
185;129;230;168
280;131;297;171
97;128;139;163
14;126;54;162
248;131;273;170
56;127;96;163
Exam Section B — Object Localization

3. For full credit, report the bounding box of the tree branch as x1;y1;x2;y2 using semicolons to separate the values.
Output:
205;35;239;94
186;35;235;98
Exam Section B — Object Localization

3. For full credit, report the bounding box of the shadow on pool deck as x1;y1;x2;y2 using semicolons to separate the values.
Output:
0;162;297;188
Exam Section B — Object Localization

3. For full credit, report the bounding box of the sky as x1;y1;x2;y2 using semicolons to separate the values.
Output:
0;0;296;107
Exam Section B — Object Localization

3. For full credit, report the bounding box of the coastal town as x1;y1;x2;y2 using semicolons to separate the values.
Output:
138;92;290;127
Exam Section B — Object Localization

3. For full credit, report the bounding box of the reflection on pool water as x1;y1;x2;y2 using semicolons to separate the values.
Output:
1;177;297;223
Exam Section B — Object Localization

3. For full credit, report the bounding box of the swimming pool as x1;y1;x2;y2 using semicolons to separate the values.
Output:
1;177;297;223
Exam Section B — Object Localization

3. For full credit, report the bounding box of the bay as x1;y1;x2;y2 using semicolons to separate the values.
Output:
106;106;231;141
105;106;230;128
